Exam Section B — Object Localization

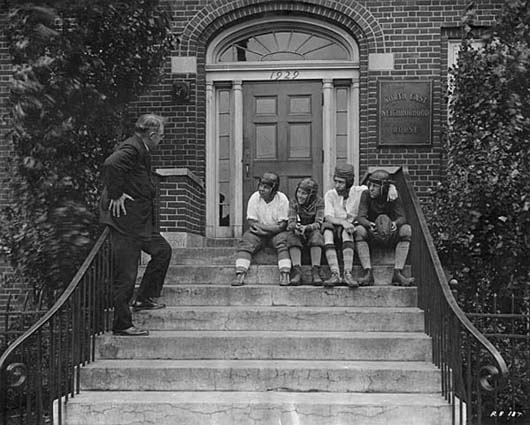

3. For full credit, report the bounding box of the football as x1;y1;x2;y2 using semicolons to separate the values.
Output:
374;214;393;244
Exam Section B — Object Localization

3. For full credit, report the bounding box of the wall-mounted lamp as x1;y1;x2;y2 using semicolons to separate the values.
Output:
172;81;190;103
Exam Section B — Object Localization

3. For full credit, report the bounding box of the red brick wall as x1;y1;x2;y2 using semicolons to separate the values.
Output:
161;0;503;199
156;171;205;234
0;11;11;208
0;11;12;290
0;0;506;232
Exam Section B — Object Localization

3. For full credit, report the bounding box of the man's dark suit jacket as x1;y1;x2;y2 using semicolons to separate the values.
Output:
100;134;156;240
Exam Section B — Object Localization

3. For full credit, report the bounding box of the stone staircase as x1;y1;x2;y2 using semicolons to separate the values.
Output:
64;242;452;425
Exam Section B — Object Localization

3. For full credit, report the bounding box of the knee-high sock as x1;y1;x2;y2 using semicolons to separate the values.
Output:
310;246;322;267
342;241;354;272
395;241;410;270
277;249;291;273
324;244;340;274
235;251;252;274
289;247;302;267
356;241;371;269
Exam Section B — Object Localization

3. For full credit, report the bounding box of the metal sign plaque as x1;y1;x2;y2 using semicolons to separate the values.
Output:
378;80;432;146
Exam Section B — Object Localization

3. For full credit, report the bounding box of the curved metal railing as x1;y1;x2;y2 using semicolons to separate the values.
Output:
0;227;113;425
0;169;511;424
396;166;508;424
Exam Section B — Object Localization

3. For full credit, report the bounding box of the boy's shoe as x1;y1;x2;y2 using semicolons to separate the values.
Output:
279;271;291;286
358;268;374;286
324;272;341;287
290;266;303;285
311;266;323;286
343;270;359;288
392;269;415;286
132;297;166;312
231;272;246;286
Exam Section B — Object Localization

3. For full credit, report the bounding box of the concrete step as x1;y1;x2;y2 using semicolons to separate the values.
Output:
205;237;238;247
64;391;452;425
96;330;431;361
133;306;424;332
158;284;418;307
158;264;411;286
164;246;395;265
80;359;441;392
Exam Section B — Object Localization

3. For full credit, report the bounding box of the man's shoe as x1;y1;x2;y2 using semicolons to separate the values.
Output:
343;270;359;288
113;326;149;336
231;272;246;286
392;269;415;286
311;266;323;286
324;272;341;287
132;297;166;312
358;268;374;286
290;266;303;285
279;271;291;286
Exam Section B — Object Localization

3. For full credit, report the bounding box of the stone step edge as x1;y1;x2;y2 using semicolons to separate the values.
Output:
66;391;448;405
161;264;408;270
82;359;440;370
158;283;416;289
134;306;423;312
102;330;431;338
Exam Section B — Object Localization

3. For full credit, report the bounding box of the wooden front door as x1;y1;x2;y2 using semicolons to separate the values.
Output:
242;81;323;223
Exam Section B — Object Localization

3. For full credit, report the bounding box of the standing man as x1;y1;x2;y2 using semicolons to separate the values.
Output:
100;114;172;336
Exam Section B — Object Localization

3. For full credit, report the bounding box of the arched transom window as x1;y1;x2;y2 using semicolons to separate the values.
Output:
219;28;349;62
211;19;357;64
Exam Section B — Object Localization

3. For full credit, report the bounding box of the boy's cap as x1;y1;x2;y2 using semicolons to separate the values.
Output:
260;172;279;188
298;178;318;193
334;163;354;178
368;169;391;185
334;163;355;181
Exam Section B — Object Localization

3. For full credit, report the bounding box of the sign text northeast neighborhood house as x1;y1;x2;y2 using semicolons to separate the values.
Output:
378;80;432;146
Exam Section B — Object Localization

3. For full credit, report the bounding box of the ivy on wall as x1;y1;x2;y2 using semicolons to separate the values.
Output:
429;2;530;408
430;0;530;307
0;0;175;299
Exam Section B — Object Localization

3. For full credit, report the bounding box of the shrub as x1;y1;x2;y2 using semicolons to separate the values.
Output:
429;0;530;310
0;0;175;301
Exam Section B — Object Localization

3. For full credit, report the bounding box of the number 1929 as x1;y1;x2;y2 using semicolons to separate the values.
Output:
269;70;300;80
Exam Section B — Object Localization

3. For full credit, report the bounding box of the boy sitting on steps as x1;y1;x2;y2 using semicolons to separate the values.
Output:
286;178;325;285
232;172;291;286
322;163;368;288
354;169;415;287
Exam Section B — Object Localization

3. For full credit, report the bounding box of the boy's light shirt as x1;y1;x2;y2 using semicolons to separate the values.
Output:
324;185;368;220
247;191;289;226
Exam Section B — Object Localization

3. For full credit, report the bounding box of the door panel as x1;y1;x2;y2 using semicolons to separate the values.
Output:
243;81;322;223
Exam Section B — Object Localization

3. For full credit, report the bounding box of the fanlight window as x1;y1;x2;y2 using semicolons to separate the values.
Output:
218;29;349;62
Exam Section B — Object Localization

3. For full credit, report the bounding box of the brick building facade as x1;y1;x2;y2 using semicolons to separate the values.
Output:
0;0;504;248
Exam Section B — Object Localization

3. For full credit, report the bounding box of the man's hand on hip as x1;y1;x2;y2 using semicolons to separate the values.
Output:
109;193;134;217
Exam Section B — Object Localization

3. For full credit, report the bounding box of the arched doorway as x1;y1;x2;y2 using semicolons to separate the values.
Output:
205;16;360;238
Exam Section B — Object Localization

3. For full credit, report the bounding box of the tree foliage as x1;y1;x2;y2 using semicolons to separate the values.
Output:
0;0;175;299
429;0;530;309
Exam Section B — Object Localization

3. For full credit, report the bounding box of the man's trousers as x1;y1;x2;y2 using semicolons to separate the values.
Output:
110;229;171;331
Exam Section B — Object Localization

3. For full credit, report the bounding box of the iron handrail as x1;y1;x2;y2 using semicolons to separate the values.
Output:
0;226;112;425
396;166;508;423
0;227;109;364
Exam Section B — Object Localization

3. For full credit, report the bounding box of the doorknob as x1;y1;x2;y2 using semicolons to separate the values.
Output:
243;144;251;178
